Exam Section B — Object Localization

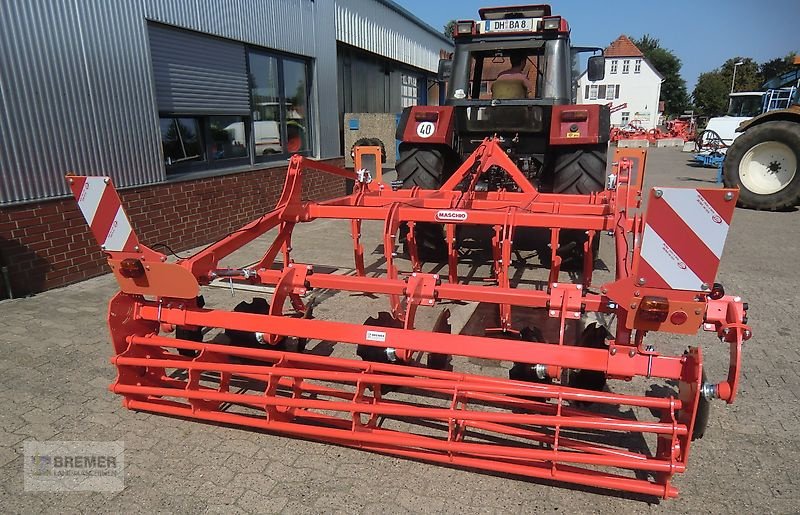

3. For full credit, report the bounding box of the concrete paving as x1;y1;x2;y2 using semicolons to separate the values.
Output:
1;148;799;513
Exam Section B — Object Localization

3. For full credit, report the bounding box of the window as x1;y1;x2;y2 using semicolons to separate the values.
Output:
149;23;313;175
402;74;419;107
622;60;630;74
610;60;618;74
589;85;598;100
160;118;204;166
248;51;312;159
634;59;642;74
159;116;250;172
606;85;616;100
621;111;630;126
209;116;248;160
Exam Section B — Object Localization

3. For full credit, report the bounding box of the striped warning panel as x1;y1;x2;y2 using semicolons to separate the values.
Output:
637;187;737;291
66;176;139;253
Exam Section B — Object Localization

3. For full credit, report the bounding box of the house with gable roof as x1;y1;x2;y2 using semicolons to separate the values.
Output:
577;35;664;130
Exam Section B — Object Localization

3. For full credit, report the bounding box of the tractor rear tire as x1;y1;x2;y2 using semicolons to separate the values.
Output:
722;121;800;210
544;145;607;270
396;146;455;259
551;144;607;195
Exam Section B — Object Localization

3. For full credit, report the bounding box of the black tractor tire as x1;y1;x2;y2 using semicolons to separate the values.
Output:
542;144;607;270
396;146;454;259
722;120;800;210
551;144;607;195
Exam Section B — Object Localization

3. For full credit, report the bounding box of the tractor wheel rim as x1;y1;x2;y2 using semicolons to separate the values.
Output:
739;141;796;195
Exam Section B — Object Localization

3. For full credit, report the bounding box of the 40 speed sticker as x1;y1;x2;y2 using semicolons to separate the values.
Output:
435;210;468;222
416;122;435;138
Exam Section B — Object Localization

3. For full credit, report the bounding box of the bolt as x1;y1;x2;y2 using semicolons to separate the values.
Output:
610;347;617;356
629;349;636;357
637;277;646;286
723;328;730;335
734;296;741;302
630;303;638;309
654;189;663;198
552;283;559;288
608;302;618;309
634;291;640;297
68;178;74;184
160;256;167;262
134;245;140;252
103;178;110;184
100;244;106;250
601;288;608;294
576;285;582;290
695;309;702;315
412;272;417;277
549;310;556;316
724;192;734;201
573;312;580;319
744;330;751;338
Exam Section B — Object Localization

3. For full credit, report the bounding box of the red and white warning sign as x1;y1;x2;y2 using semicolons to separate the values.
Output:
637;187;737;291
67;176;139;253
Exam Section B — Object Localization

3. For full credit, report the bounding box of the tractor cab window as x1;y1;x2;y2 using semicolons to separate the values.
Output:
466;48;544;100
727;94;763;118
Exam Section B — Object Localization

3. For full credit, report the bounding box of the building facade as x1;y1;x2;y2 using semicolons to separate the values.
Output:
0;0;451;296
577;35;663;130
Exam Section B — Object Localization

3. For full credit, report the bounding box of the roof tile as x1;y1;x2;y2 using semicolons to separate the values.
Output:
605;35;644;57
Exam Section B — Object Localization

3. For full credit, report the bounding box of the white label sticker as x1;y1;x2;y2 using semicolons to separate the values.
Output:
435;210;468;222
366;330;386;342
416;122;435;138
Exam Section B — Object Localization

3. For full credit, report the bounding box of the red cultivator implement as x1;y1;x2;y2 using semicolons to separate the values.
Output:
67;138;749;499
610;119;696;144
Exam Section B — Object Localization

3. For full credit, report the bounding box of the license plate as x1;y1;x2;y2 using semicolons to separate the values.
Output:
479;18;537;33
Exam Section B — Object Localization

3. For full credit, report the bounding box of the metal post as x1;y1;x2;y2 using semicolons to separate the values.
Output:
729;61;744;110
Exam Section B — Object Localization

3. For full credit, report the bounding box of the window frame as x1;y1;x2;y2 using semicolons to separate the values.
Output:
589;85;599;100
610;60;618;74
621;111;630;126
605;85;616;100
622;60;630;74
634;59;642;74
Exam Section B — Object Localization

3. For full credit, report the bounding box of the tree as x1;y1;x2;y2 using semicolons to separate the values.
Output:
692;71;730;117
760;52;797;86
443;20;456;42
629;35;689;116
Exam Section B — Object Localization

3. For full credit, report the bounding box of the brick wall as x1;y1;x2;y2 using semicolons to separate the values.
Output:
0;159;345;297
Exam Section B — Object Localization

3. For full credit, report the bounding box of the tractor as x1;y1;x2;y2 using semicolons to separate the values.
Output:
722;56;800;210
395;4;608;262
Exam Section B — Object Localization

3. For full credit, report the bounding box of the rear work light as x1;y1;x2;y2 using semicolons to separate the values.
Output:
119;258;145;279
542;16;561;30
639;296;669;322
561;109;589;122
455;21;475;36
414;111;439;122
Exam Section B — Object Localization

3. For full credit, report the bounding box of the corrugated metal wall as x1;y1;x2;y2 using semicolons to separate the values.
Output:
0;0;339;205
0;0;162;205
335;0;451;73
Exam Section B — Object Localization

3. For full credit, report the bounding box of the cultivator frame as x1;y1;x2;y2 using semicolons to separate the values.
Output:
68;138;749;499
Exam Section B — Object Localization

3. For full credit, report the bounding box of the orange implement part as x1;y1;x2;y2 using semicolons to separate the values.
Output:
69;137;750;500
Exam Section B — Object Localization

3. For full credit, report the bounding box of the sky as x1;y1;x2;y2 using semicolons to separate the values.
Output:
393;0;799;91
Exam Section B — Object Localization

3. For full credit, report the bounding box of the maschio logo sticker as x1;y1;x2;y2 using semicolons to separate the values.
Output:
416;122;435;138
435;210;468;222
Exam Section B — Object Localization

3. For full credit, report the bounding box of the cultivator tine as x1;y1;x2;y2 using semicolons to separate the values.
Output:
71;135;750;499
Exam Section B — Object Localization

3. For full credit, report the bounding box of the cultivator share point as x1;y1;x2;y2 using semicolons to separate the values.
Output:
67;137;749;499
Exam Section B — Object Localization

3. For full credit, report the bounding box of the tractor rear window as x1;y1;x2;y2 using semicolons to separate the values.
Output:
468;51;543;99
